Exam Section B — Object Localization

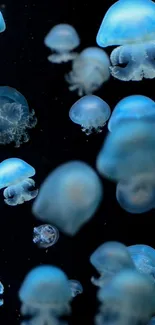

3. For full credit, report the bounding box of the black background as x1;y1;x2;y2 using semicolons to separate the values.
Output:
0;1;154;325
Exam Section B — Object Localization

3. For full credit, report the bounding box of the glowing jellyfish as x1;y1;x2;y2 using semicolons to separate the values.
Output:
116;174;155;214
96;120;155;182
0;86;37;147
0;158;38;206
96;0;155;81
96;269;155;325
0;12;6;32
69;95;111;135
32;161;103;236
0;281;4;306
90;241;134;287
18;265;72;325
128;244;155;281
44;24;80;63
33;224;59;248
108;95;155;132
65;47;110;96
69;280;83;298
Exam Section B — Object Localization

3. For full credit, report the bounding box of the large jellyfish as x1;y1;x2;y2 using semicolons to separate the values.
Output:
108;95;155;132
69;95;111;135
128;244;155;281
18;265;72;325
96;0;155;81
65;47;110;96
0;86;37;147
0;158;38;206
33;224;59;248
44;24;80;63
90;241;134;287
32;161;103;236
96;269;155;325
96;120;155;182
0;12;6;32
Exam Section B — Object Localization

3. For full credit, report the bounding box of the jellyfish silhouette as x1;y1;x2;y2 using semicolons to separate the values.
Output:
32;161;103;236
0;158;38;206
65;47;110;96
44;24;80;63
0;12;6;32
33;224;59;248
69;95;111;135
0;86;37;147
19;265;72;325
96;0;155;81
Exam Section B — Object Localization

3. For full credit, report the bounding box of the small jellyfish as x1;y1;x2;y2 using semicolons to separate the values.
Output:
69;280;83;298
0;281;4;306
90;241;134;287
33;224;59;248
65;47;110;96
96;0;155;81
0;158;38;206
108;95;155;132
0;12;6;32
44;24;80;63
0;86;37;147
69;95;111;135
18;265;72;325
32;161;103;236
128;244;155;281
116;174;155;214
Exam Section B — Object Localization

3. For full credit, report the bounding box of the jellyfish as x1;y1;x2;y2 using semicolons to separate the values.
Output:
18;265;72;325
0;86;37;147
65;47;110;96
0;12;6;32
0;158;38;206
96;269;155;325
44;24;80;63
96;0;155;81
32;161;103;236
108;95;155;132
69;95;111;135
148;317;155;325
33;224;59;248
90;241;134;287
0;281;4;306
69;280;83;298
128;244;155;281
116;174;155;214
96;120;155;182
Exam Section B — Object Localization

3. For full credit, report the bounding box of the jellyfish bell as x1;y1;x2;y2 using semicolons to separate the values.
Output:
0;12;6;32
128;244;155;280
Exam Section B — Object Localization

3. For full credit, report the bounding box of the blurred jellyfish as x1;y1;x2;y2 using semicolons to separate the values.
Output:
90;241;134;287
0;12;6;32
128;244;155;281
148;317;155;325
0;86;37;147
96;120;155;182
33;224;59;248
65;47;110;96
0;158;38;206
19;265;72;325
44;24;80;63
32;161;103;236
0;281;4;306
69;95;111;135
96;0;155;81
96;269;155;325
116;174;155;214
69;280;83;298
108;95;155;132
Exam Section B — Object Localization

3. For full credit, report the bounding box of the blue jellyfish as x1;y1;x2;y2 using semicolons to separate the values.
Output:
69;95;111;135
69;280;83;298
90;241;134;287
96;0;155;81
18;265;72;325
108;95;155;132
128;244;155;281
33;224;59;248
0;86;37;147
44;24;80;63
65;47;110;96
96;269;155;325
0;281;4;306
0;12;6;32
116;174;155;214
0;158;38;206
32;161;103;236
148;317;155;325
96;120;155;182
